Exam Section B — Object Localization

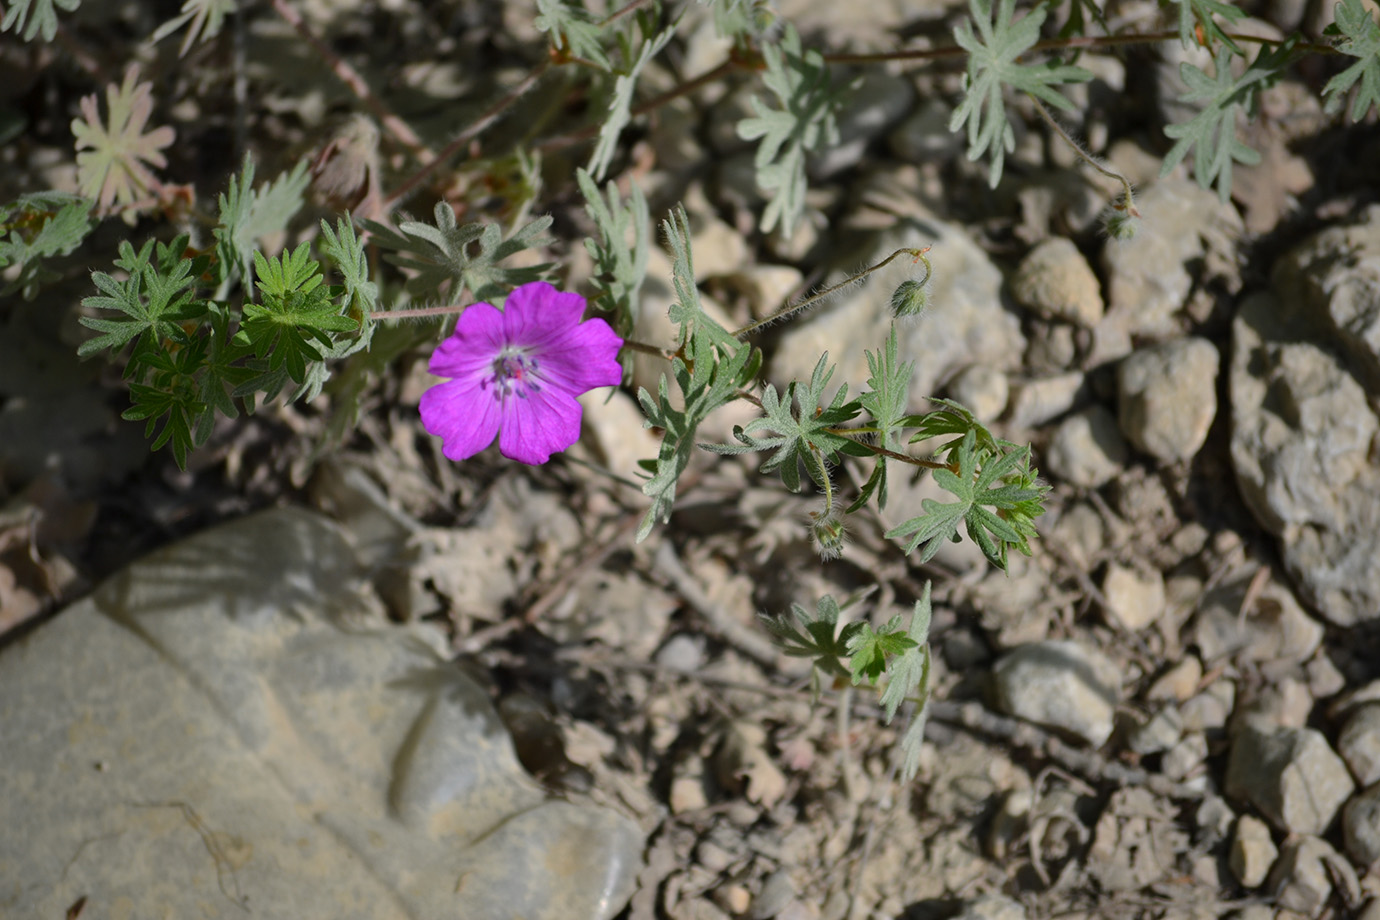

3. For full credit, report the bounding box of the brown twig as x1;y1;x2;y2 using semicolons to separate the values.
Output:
270;0;434;166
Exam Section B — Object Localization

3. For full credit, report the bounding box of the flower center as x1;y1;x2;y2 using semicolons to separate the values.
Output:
490;348;542;399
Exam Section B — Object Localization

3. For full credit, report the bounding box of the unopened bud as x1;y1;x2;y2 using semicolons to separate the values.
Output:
809;510;848;561
890;280;930;318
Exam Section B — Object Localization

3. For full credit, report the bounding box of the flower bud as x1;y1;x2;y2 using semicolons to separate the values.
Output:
809;510;848;561
890;280;930;319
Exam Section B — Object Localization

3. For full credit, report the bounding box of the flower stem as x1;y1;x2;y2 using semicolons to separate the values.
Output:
1027;95;1138;218
733;247;932;339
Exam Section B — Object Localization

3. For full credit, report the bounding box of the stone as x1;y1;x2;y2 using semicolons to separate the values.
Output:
1192;574;1323;666
946;364;1009;423
1344;783;1380;866
1267;835;1360;918
1162;732;1208;782
769;213;1024;413
0;509;642;919
1148;657;1203;702
1340;704;1380;787
808;70;915;179
750;869;797;919
1043;405;1130;489
1100;178;1243;338
1011;237;1104;328
1229;814;1278;887
1274;205;1380;387
1101;562;1165;631
1225;725;1355;835
1180;680;1235;732
1231;286;1380;626
1116;338;1220;463
953;894;1027;920
992;640;1121;747
1128;705;1183;755
1232;677;1314;734
888;97;964;162
1006;371;1086;429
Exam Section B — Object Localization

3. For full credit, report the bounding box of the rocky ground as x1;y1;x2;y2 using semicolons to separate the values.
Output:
3;1;1380;918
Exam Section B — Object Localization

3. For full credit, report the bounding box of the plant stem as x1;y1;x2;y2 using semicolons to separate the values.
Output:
1027;95;1138;217
382;61;552;212
733;248;931;339
271;0;434;166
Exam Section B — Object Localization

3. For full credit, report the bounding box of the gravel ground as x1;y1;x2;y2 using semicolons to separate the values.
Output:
4;1;1380;918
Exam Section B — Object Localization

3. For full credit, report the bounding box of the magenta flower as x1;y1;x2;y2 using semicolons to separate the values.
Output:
420;281;623;465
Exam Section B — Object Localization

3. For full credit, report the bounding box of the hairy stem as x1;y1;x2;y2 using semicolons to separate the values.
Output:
734;248;931;339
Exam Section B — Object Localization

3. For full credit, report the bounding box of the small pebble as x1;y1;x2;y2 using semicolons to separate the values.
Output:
1229;814;1277;887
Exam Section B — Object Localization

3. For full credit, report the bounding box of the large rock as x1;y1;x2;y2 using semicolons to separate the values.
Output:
0;509;642;919
1231;278;1380;625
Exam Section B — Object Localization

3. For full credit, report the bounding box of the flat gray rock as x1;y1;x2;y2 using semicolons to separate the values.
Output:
0;508;642;919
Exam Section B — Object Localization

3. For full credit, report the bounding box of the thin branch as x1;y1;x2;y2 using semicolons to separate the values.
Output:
271;0;434;166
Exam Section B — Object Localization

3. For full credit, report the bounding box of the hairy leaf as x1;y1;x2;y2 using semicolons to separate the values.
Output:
736;24;848;235
151;0;236;56
0;0;78;42
588;21;675;180
364;203;553;302
846;616;916;685
214;155;311;284
535;0;610;69
1160;39;1297;202
758;595;862;698
71;65;176;217
1166;0;1245;52
1323;0;1380;121
885;429;1048;570
949;0;1091;187
77;236;207;370
0;192;95;299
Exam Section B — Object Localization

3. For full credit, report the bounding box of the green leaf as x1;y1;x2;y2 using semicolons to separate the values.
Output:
1160;39;1297;202
1166;0;1245;53
151;0;236;56
535;0;610;69
0;0;78;42
71;65;176;217
850;323;915;512
588;20;676;181
703;354;860;493
214;155;311;285
78;236;207;369
878;582;933;722
123;332;210;469
885;429;1048;570
845;615;916;685
1323;0;1380;121
758;595;862;698
0;192;95;299
949;0;1092;188
319;217;379;319
736;24;848;235
637;208;756;539
364;203;554;303
235;242;357;385
578;166;647;351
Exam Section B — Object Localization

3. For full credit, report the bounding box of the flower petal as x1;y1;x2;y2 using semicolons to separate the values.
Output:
502;281;586;348
420;378;502;461
428;301;504;381
496;385;583;465
536;315;624;392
